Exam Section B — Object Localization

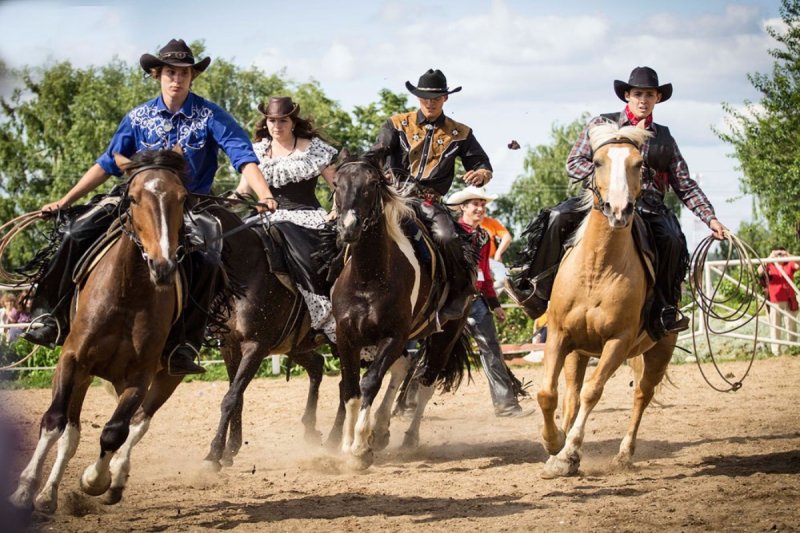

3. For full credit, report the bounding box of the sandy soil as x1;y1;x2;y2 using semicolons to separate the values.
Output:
1;355;799;532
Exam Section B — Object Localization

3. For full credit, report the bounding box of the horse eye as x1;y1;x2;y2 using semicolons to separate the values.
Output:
593;159;602;167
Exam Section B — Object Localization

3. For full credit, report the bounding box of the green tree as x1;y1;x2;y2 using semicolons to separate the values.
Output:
0;46;417;264
717;0;800;247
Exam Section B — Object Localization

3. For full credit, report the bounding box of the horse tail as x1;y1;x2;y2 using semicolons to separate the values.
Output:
418;328;474;393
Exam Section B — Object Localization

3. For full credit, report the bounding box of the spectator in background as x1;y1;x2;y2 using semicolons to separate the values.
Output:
758;247;799;355
448;186;531;417
0;293;12;341
7;293;31;343
481;215;512;264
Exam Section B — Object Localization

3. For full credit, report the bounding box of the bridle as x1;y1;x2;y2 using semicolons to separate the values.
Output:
118;165;186;262
585;137;641;212
336;160;386;233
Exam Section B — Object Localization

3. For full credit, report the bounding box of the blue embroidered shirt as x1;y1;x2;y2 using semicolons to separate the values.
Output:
97;93;258;194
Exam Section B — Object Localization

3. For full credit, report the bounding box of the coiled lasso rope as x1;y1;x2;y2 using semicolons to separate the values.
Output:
687;231;767;392
0;211;48;371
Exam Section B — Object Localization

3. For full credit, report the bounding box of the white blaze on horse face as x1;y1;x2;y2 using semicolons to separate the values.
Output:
144;179;171;260
341;209;357;231
606;146;632;219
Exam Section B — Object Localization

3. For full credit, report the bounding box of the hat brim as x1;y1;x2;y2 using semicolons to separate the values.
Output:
405;81;462;99
140;54;211;74
446;189;498;210
257;102;300;119
613;80;672;103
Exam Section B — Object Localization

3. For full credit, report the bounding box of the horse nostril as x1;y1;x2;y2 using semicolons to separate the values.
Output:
623;202;634;216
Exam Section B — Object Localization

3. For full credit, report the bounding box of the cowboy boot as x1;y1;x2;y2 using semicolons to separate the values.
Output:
660;305;689;334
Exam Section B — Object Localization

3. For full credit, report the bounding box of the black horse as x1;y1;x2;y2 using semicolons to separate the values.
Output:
331;151;471;469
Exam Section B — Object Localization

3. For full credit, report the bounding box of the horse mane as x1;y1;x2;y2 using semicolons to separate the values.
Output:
588;122;652;151
124;149;188;178
340;150;415;243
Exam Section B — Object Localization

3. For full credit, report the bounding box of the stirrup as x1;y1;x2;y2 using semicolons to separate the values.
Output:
660;306;689;334
165;344;206;376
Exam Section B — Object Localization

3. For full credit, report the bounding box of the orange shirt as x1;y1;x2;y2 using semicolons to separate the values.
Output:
480;217;510;259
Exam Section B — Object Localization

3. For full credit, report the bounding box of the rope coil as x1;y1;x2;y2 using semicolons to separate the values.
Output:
687;231;767;392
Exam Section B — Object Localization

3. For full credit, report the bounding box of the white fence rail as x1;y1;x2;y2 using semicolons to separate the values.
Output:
1;255;797;375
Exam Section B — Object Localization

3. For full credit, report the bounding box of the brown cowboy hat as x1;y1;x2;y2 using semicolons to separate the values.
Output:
613;66;672;103
405;69;462;99
139;39;211;73
258;96;300;119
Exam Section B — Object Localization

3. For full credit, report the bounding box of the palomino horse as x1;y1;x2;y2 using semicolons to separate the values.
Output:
202;207;342;471
10;149;189;513
538;122;676;478
332;151;470;469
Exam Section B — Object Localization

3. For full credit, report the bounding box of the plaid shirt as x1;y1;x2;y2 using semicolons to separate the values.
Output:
566;110;717;225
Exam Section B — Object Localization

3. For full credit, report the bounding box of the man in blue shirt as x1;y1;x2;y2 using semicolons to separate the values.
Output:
24;39;276;375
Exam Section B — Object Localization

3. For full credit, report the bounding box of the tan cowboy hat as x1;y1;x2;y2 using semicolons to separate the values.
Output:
258;96;300;119
446;186;497;210
139;39;211;73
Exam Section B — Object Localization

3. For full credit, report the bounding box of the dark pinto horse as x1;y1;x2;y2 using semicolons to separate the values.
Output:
332;151;470;469
10;148;189;514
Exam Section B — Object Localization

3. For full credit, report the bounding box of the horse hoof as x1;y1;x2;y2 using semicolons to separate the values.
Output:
101;487;124;506
33;494;57;514
9;488;34;513
541;453;580;479
347;450;374;471
611;454;633;471
80;468;111;497
401;432;419;449
372;430;390;451
220;455;234;468
202;460;222;473
304;430;323;446
542;430;566;456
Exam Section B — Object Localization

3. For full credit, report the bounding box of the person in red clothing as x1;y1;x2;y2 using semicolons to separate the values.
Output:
448;186;531;417
758;247;799;355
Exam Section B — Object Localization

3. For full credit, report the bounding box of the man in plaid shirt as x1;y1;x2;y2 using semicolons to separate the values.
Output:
511;67;726;339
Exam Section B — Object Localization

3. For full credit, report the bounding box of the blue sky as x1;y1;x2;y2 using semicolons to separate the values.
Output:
0;0;783;248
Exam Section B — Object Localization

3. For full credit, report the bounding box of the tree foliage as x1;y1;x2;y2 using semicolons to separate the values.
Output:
0;43;410;263
717;0;800;247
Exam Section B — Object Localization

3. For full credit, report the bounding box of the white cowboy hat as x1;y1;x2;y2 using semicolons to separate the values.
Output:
446;186;498;210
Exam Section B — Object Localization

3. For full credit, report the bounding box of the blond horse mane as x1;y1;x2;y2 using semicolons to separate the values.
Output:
567;121;653;246
380;181;416;244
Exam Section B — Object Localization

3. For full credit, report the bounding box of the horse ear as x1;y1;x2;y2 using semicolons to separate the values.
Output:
172;144;184;156
114;153;132;172
636;120;647;130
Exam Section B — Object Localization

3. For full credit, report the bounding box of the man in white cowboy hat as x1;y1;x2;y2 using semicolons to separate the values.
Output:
508;66;727;340
376;68;493;321
448;186;531;417
24;38;276;375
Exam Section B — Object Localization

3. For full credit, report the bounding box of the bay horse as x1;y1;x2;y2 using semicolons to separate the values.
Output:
10;148;189;513
332;151;470;469
538;122;676;478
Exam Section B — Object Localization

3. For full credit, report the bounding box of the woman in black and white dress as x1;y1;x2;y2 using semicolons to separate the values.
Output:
242;96;339;341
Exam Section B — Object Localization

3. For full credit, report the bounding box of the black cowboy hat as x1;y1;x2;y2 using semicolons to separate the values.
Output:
613;66;672;103
257;96;300;119
139;39;211;74
405;69;462;99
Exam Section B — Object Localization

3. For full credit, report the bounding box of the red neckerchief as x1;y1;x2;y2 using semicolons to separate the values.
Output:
624;105;653;127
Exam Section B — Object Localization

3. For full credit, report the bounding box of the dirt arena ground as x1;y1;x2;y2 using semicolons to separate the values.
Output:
1;355;799;532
